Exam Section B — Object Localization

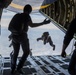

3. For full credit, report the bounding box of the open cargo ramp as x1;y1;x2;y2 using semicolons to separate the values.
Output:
0;55;70;75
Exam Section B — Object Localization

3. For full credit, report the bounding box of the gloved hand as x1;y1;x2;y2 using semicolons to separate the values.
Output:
37;38;40;41
43;18;51;24
61;51;66;58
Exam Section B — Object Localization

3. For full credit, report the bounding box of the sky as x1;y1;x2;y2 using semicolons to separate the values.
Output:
0;9;74;57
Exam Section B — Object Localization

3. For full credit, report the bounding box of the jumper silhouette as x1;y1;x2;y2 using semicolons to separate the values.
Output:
61;18;76;75
8;4;51;74
37;32;55;50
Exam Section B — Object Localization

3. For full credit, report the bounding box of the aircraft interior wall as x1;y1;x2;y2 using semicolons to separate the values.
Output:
40;0;76;33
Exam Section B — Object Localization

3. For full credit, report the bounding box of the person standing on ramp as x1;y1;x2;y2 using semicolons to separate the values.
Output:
8;4;51;74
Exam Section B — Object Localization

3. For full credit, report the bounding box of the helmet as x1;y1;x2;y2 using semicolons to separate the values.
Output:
43;32;49;36
23;4;32;13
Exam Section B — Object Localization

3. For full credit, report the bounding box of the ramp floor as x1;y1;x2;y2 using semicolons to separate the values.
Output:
0;55;71;75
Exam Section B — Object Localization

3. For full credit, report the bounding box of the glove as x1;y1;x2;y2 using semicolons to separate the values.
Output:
43;18;51;24
37;38;39;41
61;51;66;58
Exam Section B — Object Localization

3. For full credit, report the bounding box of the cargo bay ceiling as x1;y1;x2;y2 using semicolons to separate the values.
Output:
40;0;76;33
6;0;57;13
5;0;76;32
